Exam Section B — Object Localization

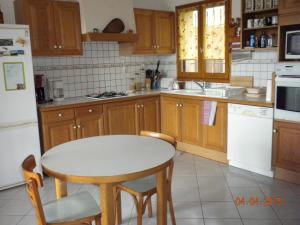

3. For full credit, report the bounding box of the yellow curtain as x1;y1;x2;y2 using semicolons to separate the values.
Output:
178;8;198;60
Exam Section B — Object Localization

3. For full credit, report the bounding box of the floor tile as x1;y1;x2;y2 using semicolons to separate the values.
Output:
0;215;22;225
172;176;198;188
173;164;196;176
281;219;300;225
222;166;253;177
17;216;36;225
260;186;300;202
196;166;224;177
175;219;204;225
0;199;32;215
225;174;258;187
199;185;233;202
197;176;228;188
237;204;278;219
194;157;221;167
173;201;203;219
202;202;240;219
204;219;243;225
230;187;265;201
273;202;300;219
242;219;282;225
172;187;200;202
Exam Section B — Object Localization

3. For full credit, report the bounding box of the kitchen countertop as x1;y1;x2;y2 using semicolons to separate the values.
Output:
38;89;273;111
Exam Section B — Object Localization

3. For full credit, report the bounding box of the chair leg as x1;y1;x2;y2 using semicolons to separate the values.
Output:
136;195;144;225
95;215;101;225
113;187;122;225
168;194;176;225
147;197;153;218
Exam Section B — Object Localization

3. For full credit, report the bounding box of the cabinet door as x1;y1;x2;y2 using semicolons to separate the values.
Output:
161;97;181;140
53;1;82;55
17;0;56;56
134;9;156;54
181;99;203;145
104;101;139;135
279;0;300;15
274;121;300;172
43;120;76;152
202;102;227;152
76;115;104;139
155;12;175;54
139;97;160;133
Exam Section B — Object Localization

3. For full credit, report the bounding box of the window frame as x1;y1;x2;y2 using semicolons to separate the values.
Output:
176;0;231;82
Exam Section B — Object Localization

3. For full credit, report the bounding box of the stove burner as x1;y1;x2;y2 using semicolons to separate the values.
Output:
87;91;128;99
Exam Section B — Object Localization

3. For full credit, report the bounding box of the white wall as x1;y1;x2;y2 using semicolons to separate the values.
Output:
132;0;170;11
0;0;15;24
79;0;136;33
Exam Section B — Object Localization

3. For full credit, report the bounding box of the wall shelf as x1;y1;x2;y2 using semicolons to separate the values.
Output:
243;25;278;31
82;33;138;43
243;8;278;15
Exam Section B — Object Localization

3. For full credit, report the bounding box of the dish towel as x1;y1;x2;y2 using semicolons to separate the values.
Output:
202;101;217;126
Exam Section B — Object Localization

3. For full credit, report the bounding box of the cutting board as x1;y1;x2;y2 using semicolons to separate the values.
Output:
230;76;253;87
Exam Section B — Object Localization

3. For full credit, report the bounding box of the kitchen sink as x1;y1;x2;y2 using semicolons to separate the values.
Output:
170;89;205;95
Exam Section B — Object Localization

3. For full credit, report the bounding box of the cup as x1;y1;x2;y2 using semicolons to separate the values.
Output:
272;16;278;25
253;19;259;28
247;19;254;28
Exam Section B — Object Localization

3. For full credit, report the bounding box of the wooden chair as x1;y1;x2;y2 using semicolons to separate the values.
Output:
116;131;176;225
22;155;102;225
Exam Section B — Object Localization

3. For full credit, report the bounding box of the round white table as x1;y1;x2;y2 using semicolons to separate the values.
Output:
41;135;175;225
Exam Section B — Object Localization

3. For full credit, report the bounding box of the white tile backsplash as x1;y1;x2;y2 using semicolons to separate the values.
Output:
33;42;175;98
231;51;277;87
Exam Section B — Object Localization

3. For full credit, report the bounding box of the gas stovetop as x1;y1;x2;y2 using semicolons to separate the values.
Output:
86;91;128;99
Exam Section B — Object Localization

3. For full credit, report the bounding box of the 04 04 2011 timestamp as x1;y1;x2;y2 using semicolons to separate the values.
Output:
235;196;284;206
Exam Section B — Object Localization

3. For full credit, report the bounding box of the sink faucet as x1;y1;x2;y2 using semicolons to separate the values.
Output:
192;81;206;92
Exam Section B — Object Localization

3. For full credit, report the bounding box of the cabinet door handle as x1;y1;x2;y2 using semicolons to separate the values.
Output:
88;109;93;113
273;129;278;133
54;45;58;49
153;45;157;49
176;103;179;107
141;104;144;108
137;105;140;109
73;126;77;129
77;125;81;128
157;45;160;48
58;45;62;49
58;113;63;117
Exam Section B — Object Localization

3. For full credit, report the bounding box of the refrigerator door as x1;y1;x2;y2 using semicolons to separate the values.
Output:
0;123;41;190
0;25;41;189
0;25;38;124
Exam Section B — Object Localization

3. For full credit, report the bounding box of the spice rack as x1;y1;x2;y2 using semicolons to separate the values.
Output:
241;0;278;51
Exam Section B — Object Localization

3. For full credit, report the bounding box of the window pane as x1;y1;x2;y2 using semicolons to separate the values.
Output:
203;5;225;74
178;8;198;73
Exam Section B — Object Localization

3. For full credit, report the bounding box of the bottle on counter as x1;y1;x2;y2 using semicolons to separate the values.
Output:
250;34;255;48
260;33;267;48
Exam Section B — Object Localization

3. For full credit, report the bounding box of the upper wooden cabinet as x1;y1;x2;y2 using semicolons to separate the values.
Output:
273;121;300;172
279;0;300;15
14;0;82;56
133;9;175;55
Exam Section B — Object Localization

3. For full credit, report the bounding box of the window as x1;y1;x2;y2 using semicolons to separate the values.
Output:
176;0;230;82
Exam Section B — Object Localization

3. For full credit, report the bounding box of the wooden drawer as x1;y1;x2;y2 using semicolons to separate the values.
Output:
45;109;75;123
75;105;103;117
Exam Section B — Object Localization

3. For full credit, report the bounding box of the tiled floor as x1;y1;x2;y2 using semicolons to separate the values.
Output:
1;152;300;225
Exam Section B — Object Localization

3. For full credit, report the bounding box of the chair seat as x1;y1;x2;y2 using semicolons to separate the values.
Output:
43;192;100;224
122;175;156;193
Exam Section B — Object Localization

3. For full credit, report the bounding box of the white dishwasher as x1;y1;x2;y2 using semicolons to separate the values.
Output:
227;104;274;177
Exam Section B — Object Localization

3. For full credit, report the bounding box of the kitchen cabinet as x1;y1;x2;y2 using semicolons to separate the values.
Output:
40;105;104;152
279;0;300;15
104;100;139;135
203;103;227;153
104;97;160;135
273;121;300;172
133;9;175;55
161;96;227;152
14;0;82;56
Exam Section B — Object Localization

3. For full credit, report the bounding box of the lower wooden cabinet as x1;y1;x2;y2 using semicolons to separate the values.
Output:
161;96;227;152
202;102;227;152
104;97;160;135
40;105;104;152
104;100;139;135
273;121;300;172
43;120;77;150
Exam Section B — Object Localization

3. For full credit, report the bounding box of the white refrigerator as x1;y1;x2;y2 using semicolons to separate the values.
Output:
0;24;41;190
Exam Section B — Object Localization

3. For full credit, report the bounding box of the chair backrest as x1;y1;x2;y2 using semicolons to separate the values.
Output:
22;155;46;225
140;131;176;185
140;131;176;147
